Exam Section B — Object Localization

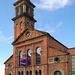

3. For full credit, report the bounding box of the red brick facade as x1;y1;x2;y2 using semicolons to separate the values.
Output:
4;0;75;75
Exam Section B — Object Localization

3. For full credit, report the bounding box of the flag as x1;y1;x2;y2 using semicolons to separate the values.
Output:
20;57;26;66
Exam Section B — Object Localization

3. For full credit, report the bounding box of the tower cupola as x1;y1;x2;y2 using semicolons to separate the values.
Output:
14;0;35;17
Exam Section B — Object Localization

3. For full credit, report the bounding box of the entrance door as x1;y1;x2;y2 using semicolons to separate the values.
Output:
54;71;62;75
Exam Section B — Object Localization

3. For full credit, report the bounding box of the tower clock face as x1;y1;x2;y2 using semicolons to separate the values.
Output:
26;32;31;38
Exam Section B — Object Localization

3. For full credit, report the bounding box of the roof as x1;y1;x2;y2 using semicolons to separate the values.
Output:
48;45;68;54
47;33;68;49
4;55;13;64
13;0;35;7
12;12;37;22
68;47;75;50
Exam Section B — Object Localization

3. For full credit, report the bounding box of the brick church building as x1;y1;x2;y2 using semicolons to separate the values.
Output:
4;0;75;75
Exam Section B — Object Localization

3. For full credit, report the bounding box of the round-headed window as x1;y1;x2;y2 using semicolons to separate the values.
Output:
36;47;41;65
19;51;23;66
27;49;31;65
54;71;62;75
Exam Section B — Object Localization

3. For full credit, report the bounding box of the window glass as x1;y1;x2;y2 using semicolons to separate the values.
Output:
72;74;75;75
72;59;75;62
21;5;23;14
20;51;23;57
30;8;33;17
26;5;29;14
30;71;32;75
54;71;62;75
16;7;19;16
72;56;75;58
27;71;29;75
71;55;75;71
22;71;23;75
18;71;20;75
39;70;42;75
19;51;23;66
36;47;41;65
36;70;38;75
27;49;31;65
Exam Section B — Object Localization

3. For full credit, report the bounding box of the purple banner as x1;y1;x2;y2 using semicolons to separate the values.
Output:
20;57;26;66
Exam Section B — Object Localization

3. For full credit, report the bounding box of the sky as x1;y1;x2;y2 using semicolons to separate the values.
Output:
0;0;75;75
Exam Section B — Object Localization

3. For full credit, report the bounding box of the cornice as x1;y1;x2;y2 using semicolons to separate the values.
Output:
12;12;37;22
13;0;35;7
12;35;45;45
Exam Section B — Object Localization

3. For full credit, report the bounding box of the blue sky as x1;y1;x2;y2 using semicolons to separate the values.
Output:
0;0;75;74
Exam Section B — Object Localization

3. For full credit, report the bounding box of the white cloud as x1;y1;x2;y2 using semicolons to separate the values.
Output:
45;21;62;33
37;21;62;34
0;30;13;42
0;65;5;75
38;29;43;31
36;0;75;10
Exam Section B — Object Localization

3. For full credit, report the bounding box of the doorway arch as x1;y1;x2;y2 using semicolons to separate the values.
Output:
54;71;62;75
50;67;65;75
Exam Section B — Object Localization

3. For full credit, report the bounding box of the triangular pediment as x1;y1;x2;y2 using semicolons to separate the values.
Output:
12;29;48;45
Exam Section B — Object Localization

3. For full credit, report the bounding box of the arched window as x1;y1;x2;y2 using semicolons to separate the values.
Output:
36;47;41;65
39;70;42;75
35;70;38;75
30;71;32;75
19;51;23;66
20;22;23;31
54;71;62;75
16;24;18;27
27;49;31;65
9;74;11;75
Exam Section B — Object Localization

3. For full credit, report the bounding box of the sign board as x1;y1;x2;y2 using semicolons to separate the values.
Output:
20;57;26;66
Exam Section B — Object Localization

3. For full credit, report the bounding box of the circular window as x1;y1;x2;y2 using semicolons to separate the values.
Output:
54;57;60;62
8;64;12;68
26;32;31;38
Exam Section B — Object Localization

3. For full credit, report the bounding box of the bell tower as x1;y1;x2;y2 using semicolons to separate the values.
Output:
12;0;36;40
